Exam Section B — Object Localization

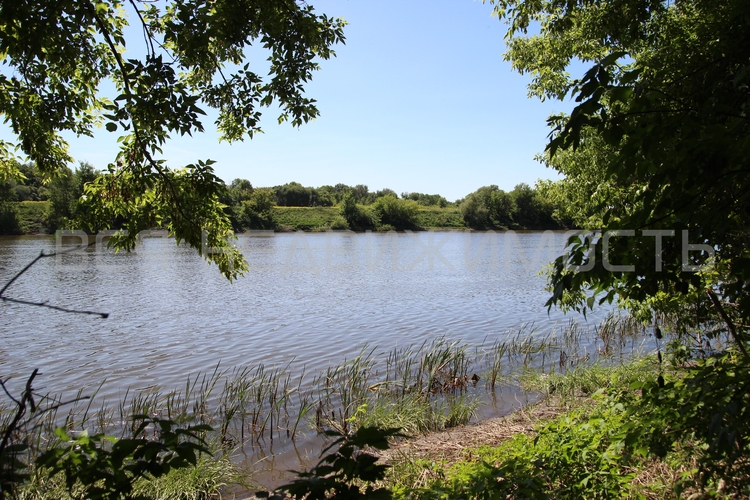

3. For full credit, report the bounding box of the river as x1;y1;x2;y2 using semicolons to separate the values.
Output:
1;229;615;486
0;230;599;394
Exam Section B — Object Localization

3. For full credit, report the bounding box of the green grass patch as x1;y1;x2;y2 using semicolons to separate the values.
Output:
415;207;465;228
359;393;479;436
16;451;246;500
386;356;677;499
387;352;750;499
270;206;341;231
518;355;660;406
267;206;465;231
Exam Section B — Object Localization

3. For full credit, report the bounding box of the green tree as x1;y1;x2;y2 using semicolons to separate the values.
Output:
46;161;100;231
0;0;346;280
459;191;491;229
315;185;338;206
373;188;398;201
491;5;750;496
401;192;449;207
274;182;314;207
1;162;49;202
372;195;419;230
240;188;276;230
460;185;516;229
0;175;19;234
510;183;556;229
46;166;76;231
352;184;370;204
339;192;377;231
493;0;750;342
227;178;254;206
533;133;622;230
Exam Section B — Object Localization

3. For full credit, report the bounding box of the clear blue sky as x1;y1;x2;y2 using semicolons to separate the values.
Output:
5;0;574;202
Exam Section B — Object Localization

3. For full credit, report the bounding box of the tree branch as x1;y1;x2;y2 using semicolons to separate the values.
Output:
85;0;211;243
0;369;38;454
706;288;748;358
0;248;109;318
129;0;156;57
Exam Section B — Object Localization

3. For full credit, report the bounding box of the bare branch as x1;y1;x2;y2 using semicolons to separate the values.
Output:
0;369;38;454
0;247;109;319
0;296;109;318
707;288;749;358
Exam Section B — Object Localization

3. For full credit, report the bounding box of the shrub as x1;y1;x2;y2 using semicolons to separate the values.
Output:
372;196;419;230
623;350;750;496
239;189;275;229
329;216;349;230
339;193;377;231
459;185;515;229
259;426;403;500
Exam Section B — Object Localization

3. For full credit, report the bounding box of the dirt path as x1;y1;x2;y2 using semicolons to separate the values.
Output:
376;400;566;465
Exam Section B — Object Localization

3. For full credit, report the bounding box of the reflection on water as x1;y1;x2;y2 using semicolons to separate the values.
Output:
0;230;603;397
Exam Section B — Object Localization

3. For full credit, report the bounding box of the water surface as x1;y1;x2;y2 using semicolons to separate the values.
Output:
1;230;600;398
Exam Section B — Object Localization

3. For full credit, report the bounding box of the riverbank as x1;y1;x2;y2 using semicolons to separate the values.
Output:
378;358;660;497
4;311;649;499
10;356;673;500
272;206;465;231
369;350;748;499
243;358;646;499
248;356;677;499
1;202;467;234
15;334;742;499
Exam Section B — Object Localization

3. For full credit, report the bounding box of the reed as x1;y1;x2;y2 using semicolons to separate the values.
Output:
485;338;509;390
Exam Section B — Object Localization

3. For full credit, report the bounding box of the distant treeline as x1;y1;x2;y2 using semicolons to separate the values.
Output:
0;163;576;234
222;179;574;231
0;161;97;234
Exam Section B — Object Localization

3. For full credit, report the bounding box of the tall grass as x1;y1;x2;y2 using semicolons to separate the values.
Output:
3;312;653;447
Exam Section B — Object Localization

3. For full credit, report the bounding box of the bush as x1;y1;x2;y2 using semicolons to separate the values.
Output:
459;185;515;229
459;192;491;229
0;202;20;234
372;196;419;230
329;216;349;230
0;371;214;500
623;350;750;496
340;194;377;231
238;189;275;229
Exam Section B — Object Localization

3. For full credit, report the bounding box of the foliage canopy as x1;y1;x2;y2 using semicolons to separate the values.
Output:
0;0;346;278
492;0;750;341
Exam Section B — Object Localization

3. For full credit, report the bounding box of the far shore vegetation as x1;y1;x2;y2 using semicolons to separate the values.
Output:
0;161;573;236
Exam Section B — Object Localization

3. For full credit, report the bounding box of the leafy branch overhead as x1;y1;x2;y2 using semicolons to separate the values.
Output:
0;0;346;279
490;0;750;339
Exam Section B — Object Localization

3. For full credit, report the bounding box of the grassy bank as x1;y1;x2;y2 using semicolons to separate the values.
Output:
3;204;467;234
270;206;341;231
379;346;750;499
383;358;665;497
15;450;246;500
269;206;466;231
